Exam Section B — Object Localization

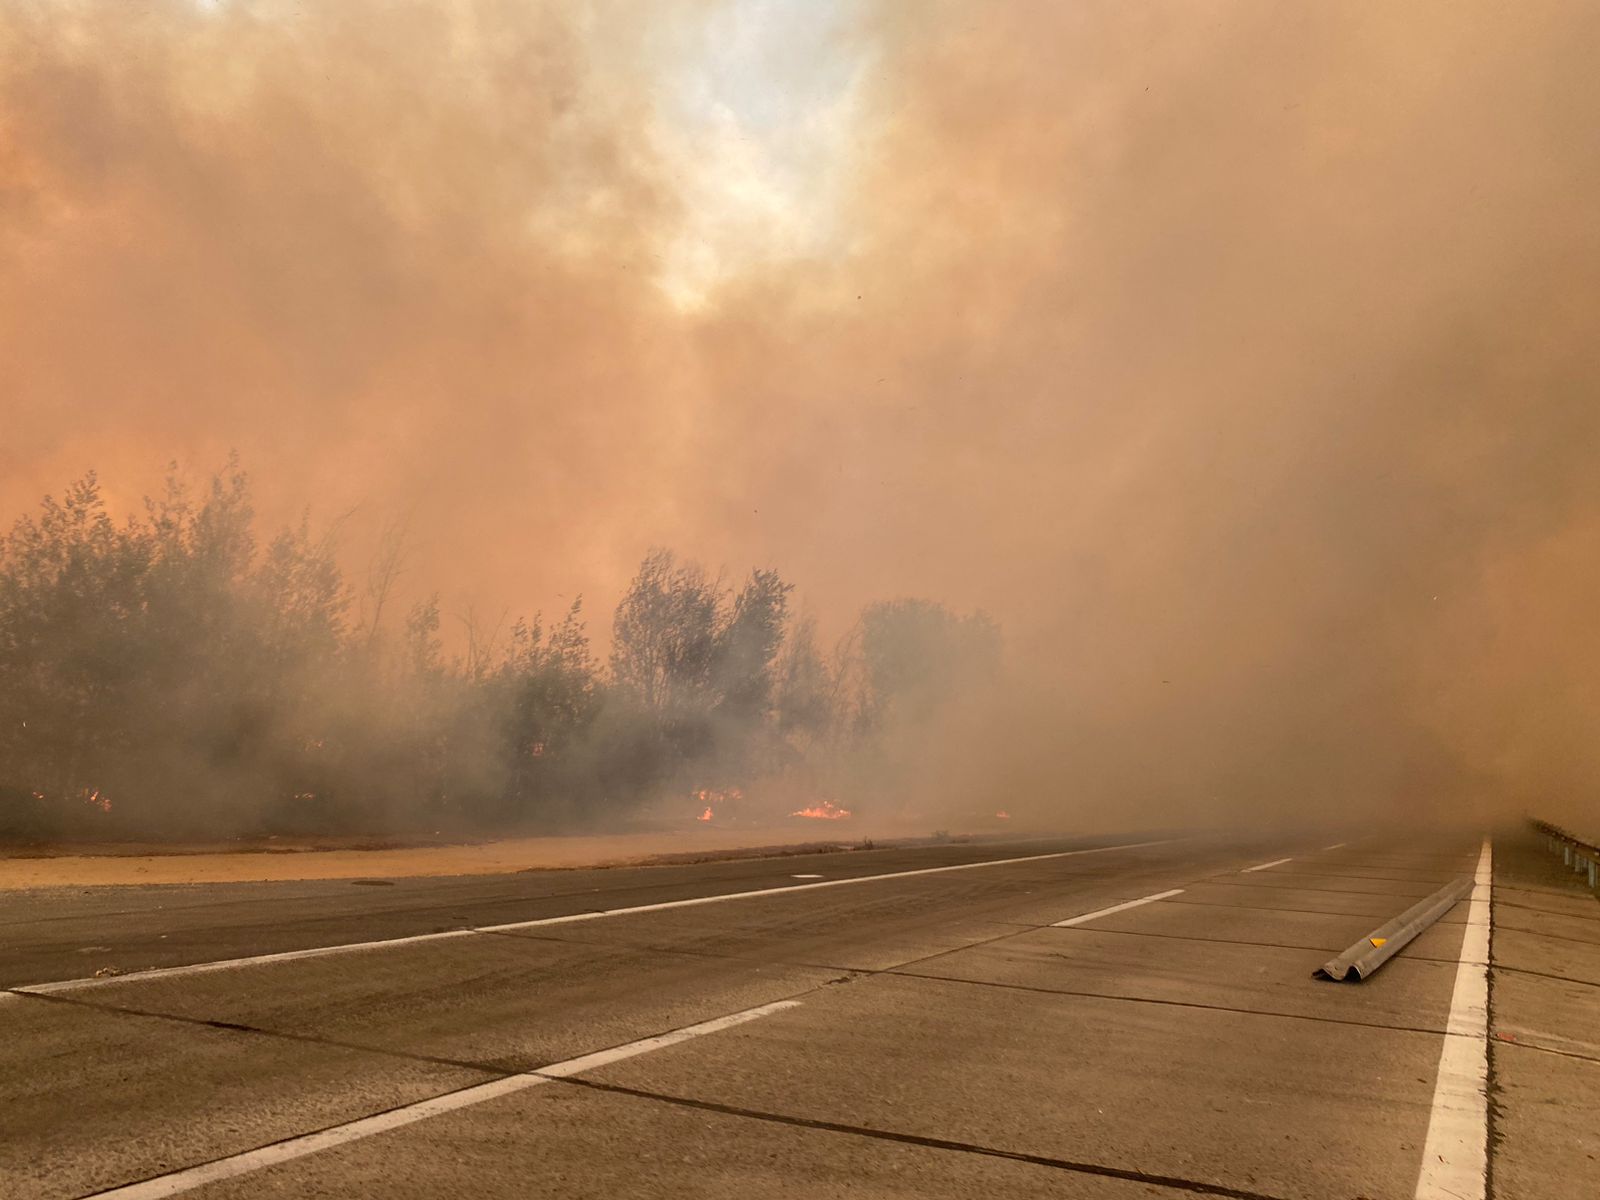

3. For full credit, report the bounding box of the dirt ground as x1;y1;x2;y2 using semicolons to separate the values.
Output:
0;824;999;890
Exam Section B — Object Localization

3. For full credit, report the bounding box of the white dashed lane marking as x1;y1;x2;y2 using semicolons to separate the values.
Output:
1052;889;1185;927
1240;857;1293;873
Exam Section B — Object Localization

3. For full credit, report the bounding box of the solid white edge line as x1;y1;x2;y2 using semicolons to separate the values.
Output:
1240;857;1293;873
1413;837;1491;1200
14;838;1179;996
80;999;801;1200
1051;888;1185;927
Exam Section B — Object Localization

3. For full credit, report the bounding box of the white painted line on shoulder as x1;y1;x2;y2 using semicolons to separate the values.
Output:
1051;888;1185;927
13;839;1178;996
1414;838;1491;1200
1240;857;1293;873
791;874;824;879
1323;842;1348;851
79;999;800;1199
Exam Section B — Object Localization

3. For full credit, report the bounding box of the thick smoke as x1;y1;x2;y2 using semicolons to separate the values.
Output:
3;1;1598;833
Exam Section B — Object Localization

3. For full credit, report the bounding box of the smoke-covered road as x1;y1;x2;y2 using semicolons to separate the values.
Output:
2;832;1593;1198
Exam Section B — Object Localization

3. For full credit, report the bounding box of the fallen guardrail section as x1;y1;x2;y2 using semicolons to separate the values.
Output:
1313;876;1472;982
1530;817;1600;892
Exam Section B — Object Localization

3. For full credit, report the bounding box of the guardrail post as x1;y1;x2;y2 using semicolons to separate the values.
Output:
1530;817;1599;892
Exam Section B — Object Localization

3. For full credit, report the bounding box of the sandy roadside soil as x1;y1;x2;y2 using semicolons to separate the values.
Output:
0;825;960;889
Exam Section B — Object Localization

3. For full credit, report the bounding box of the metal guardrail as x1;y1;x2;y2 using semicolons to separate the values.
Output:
1531;818;1600;893
1313;875;1473;981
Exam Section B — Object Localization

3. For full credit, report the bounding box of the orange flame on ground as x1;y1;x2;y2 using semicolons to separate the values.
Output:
790;800;852;820
996;810;1010;819
692;787;741;823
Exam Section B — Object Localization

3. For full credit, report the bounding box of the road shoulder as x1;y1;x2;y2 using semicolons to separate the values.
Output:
1489;829;1600;1200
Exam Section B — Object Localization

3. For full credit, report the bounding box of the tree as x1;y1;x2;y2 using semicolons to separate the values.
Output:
498;599;600;817
857;599;1002;728
609;550;795;786
0;472;147;817
774;615;835;744
713;568;792;725
610;549;721;715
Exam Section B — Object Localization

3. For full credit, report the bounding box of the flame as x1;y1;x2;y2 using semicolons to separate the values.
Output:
790;799;852;820
996;810;1010;819
80;788;111;813
692;786;742;823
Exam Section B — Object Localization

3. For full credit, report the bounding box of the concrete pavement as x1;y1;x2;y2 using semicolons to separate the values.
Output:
2;830;1593;1198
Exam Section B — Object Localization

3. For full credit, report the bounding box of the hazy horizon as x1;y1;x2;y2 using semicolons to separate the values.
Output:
5;1;1599;833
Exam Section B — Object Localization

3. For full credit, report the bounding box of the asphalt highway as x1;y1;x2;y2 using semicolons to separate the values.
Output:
2;829;1594;1198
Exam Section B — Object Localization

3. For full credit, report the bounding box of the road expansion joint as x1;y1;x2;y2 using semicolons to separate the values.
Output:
472;918;1011;982
1233;869;1466;887
1045;923;1462;962
1491;1036;1600;1068
547;1074;1294;1200
879;968;1457;1038
1488;924;1600;949
1491;881;1600;900
1490;962;1600;990
1168;896;1470;922
786;899;1137;982
1209;879;1456;901
471;923;762;965
1182;852;1472;894
1489;897;1600;920
5;986;512;1077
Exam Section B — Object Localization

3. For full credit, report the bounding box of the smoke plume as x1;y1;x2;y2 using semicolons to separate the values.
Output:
4;1;1598;832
